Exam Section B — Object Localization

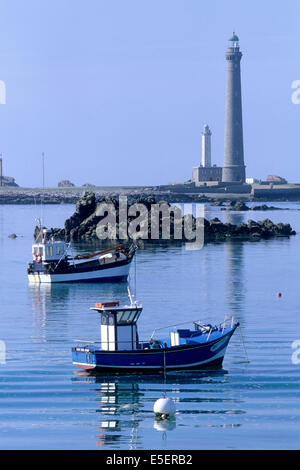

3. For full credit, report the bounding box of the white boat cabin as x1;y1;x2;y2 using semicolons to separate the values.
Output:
91;302;143;351
32;229;66;263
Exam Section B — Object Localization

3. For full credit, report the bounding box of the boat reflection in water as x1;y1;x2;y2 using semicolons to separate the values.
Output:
94;379;142;448
74;368;243;448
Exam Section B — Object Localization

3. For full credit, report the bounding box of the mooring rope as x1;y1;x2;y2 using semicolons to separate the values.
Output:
238;325;250;363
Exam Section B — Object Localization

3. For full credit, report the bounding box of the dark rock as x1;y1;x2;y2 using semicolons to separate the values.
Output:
42;192;296;244
2;176;18;187
58;179;75;187
250;204;284;211
76;191;96;219
266;175;287;184
231;201;249;211
210;200;225;206
64;192;96;239
247;220;262;232
209;218;228;234
250;232;262;239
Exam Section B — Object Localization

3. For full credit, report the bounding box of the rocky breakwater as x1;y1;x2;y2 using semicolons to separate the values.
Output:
222;200;285;211
0;189;80;205
35;192;296;244
207;217;295;240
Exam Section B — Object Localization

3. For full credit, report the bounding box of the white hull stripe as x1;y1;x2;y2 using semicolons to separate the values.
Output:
28;263;130;283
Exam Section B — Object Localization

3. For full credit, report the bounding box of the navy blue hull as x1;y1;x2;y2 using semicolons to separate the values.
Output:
28;256;133;283
73;356;224;374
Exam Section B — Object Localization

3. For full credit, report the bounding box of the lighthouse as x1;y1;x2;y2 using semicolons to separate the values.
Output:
222;33;246;183
201;124;212;168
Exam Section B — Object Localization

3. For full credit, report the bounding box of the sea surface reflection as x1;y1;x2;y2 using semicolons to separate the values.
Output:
0;203;300;449
73;369;244;449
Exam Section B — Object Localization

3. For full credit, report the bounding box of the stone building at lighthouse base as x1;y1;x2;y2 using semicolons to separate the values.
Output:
192;165;222;184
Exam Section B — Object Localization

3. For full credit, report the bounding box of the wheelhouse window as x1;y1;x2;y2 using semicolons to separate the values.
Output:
46;246;53;257
116;309;141;325
33;246;43;256
55;245;65;256
101;312;115;325
101;309;142;326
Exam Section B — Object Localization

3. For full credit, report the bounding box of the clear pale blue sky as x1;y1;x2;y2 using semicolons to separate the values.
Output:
1;0;300;187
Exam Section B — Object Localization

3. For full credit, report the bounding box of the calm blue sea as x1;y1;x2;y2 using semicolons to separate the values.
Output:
0;202;300;450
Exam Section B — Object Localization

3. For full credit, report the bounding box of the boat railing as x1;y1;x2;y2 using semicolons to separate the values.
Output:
69;245;124;261
150;316;236;343
73;339;153;348
74;316;237;348
149;320;201;342
203;317;236;341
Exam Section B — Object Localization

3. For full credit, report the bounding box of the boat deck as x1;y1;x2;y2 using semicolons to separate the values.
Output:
74;325;236;353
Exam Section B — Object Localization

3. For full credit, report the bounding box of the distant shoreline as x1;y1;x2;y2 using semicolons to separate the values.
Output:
1;185;300;204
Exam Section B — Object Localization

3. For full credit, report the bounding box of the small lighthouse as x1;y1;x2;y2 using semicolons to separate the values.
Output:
201;124;212;168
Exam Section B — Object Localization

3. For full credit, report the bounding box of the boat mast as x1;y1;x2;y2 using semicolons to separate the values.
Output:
127;286;134;306
41;152;45;226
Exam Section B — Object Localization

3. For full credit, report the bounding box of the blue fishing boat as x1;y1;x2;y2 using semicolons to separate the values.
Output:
72;294;239;373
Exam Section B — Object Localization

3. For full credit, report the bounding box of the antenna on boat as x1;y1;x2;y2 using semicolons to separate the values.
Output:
35;217;43;242
127;285;134;306
134;247;137;300
128;242;138;306
40;152;45;226
42;152;45;189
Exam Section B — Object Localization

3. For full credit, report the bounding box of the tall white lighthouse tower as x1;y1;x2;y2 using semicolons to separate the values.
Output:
201;124;212;167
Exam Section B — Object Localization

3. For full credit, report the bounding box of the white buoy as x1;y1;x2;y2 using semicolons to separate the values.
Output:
153;397;176;419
